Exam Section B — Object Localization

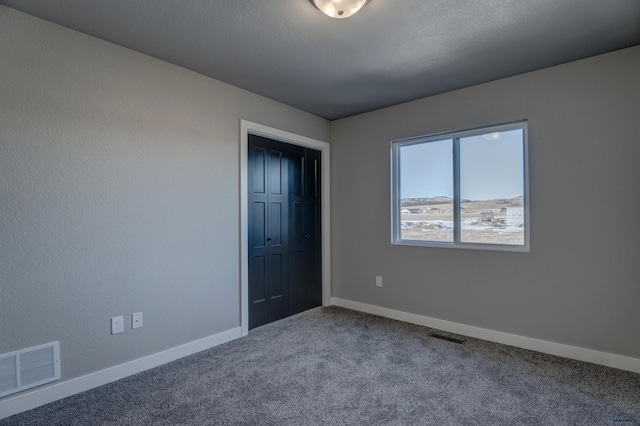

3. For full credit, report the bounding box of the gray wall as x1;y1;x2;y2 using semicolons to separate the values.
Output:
0;5;328;382
330;46;640;358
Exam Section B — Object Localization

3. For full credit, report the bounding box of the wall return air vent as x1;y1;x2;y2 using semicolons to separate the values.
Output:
0;342;60;398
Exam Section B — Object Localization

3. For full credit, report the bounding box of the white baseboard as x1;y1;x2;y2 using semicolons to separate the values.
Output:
331;297;640;374
0;327;242;420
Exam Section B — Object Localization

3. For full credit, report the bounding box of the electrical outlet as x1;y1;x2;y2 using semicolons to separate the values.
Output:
111;316;124;334
132;312;143;329
376;276;383;287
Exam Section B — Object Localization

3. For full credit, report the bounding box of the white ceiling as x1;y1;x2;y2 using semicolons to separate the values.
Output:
2;0;639;120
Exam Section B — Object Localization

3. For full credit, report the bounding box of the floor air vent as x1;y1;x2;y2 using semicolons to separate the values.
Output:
0;342;60;398
429;333;466;345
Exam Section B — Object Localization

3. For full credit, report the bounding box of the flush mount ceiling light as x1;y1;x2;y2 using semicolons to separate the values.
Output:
310;0;370;19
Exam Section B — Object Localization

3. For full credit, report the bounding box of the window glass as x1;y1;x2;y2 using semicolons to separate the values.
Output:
459;129;525;245
399;139;453;242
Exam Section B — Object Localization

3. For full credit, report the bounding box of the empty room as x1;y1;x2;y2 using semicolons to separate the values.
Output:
1;1;639;424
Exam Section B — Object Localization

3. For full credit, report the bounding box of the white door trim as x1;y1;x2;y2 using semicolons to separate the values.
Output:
240;120;331;336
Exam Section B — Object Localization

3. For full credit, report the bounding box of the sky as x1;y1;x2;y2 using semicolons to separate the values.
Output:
399;129;524;200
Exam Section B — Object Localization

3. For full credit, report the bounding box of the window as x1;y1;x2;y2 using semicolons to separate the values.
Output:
391;121;529;251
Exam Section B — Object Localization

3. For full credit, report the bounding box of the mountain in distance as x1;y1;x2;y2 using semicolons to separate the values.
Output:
401;195;523;208
401;196;454;207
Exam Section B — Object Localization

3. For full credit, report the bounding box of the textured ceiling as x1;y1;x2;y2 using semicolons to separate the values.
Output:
1;0;639;120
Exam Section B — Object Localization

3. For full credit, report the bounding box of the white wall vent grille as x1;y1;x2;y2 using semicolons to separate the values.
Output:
0;342;60;398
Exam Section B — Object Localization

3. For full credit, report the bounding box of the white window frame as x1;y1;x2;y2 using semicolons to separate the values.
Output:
391;120;530;252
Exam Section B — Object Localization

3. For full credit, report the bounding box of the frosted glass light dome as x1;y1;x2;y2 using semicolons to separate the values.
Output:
310;0;370;19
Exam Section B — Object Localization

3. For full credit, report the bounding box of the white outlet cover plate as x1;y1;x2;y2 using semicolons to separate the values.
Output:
111;316;124;334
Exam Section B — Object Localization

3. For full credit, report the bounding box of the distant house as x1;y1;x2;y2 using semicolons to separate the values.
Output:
507;207;524;226
480;211;494;222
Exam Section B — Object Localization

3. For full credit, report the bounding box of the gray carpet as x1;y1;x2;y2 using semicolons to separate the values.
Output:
2;306;639;425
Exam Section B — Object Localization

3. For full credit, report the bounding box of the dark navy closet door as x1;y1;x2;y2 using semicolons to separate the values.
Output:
288;144;322;315
248;135;321;329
